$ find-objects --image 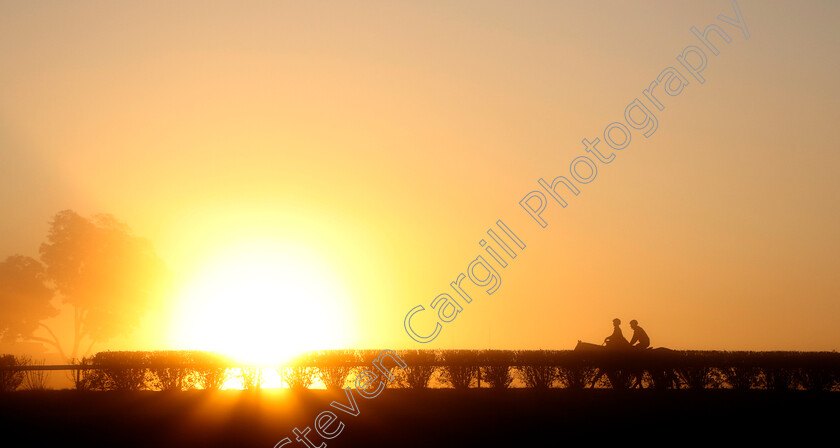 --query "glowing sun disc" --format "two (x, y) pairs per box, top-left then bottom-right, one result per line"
(171, 240), (352, 365)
